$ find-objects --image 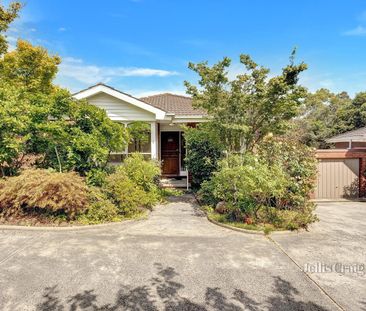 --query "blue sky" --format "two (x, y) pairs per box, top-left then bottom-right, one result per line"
(4, 0), (366, 96)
